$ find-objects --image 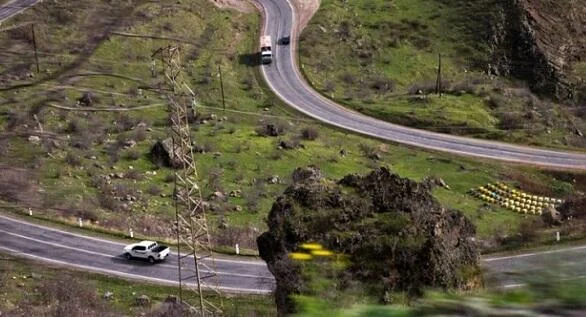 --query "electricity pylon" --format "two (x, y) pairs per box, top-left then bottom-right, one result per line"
(152, 45), (222, 316)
